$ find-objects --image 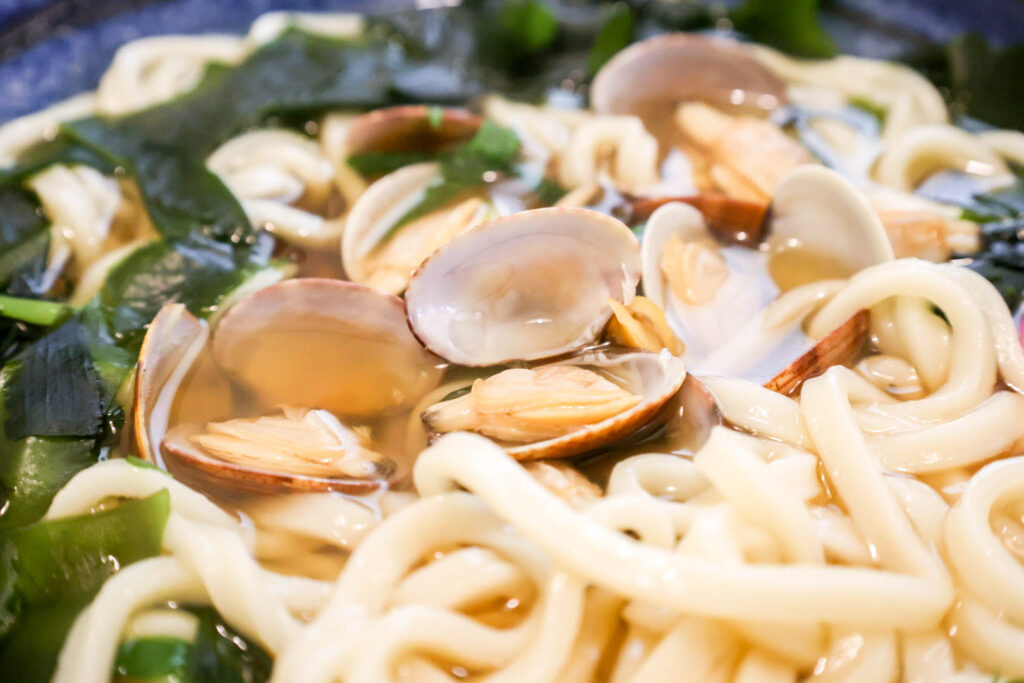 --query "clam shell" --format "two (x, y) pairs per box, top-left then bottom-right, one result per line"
(161, 423), (387, 496)
(764, 310), (869, 396)
(641, 166), (891, 385)
(590, 33), (787, 117)
(431, 349), (688, 461)
(346, 105), (481, 157)
(769, 165), (894, 266)
(405, 207), (641, 366)
(341, 161), (440, 293)
(213, 278), (445, 417)
(133, 303), (209, 464)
